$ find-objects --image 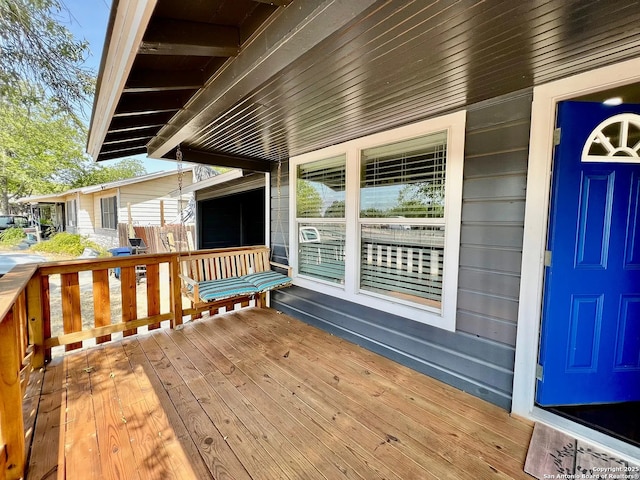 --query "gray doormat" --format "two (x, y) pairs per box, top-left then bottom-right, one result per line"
(525, 423), (639, 479)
